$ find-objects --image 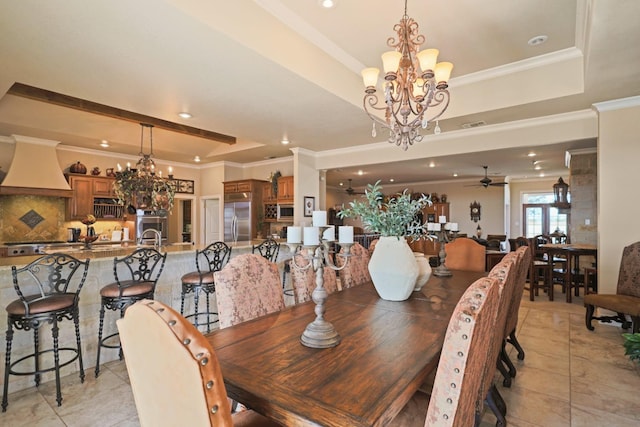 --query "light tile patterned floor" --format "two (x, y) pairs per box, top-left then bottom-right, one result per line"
(1, 294), (639, 427)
